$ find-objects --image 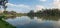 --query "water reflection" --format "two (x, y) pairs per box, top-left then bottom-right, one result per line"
(5, 16), (16, 19)
(4, 16), (60, 28)
(28, 16), (60, 21)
